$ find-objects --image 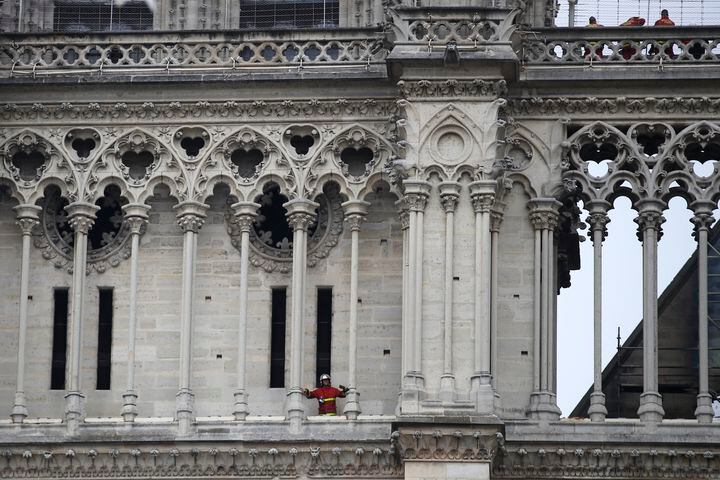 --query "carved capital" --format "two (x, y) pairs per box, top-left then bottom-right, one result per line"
(690, 201), (716, 240)
(528, 198), (562, 232)
(469, 180), (497, 214)
(122, 203), (151, 235)
(231, 201), (261, 234)
(403, 180), (431, 213)
(634, 200), (666, 242)
(285, 199), (319, 232)
(65, 202), (99, 235)
(490, 209), (505, 233)
(175, 201), (208, 234)
(586, 202), (611, 242)
(439, 182), (461, 214)
(13, 205), (42, 236)
(342, 200), (370, 232)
